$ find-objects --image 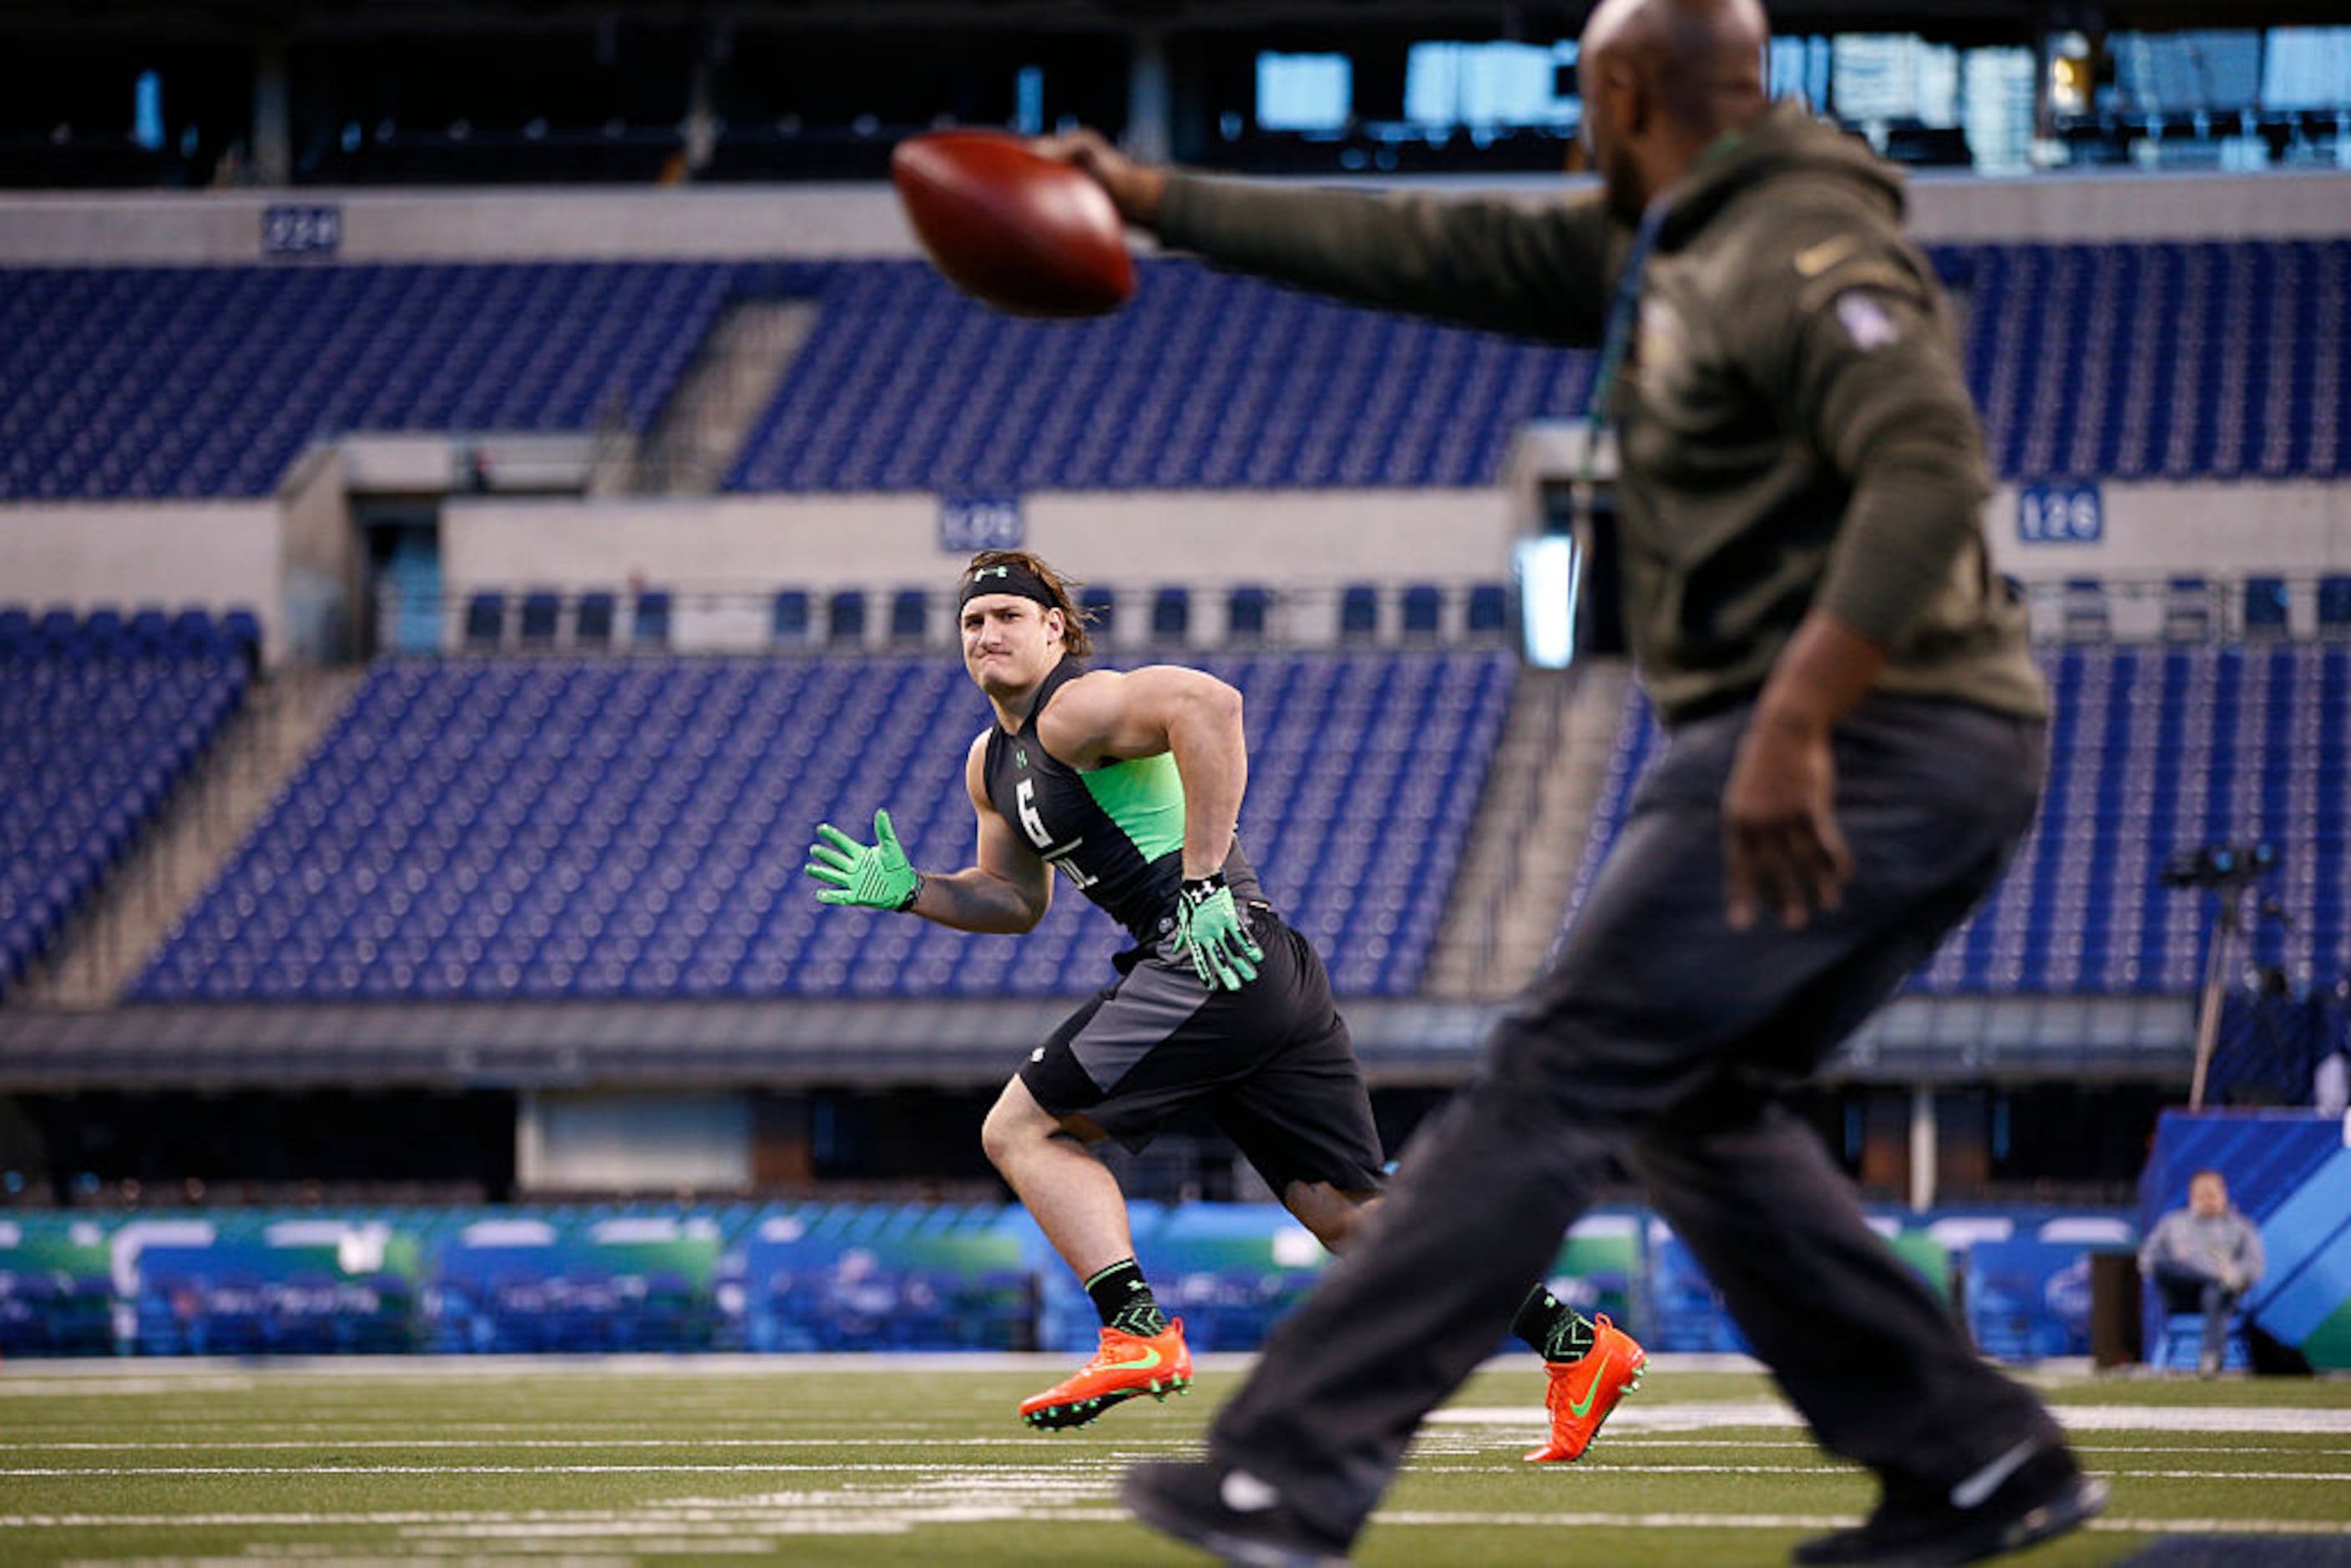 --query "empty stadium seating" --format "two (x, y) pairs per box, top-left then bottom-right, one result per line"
(0, 262), (754, 500)
(133, 648), (1514, 1003)
(1574, 642), (2351, 994)
(725, 258), (1598, 492)
(1945, 240), (2348, 481)
(0, 607), (250, 991)
(4, 242), (2343, 503)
